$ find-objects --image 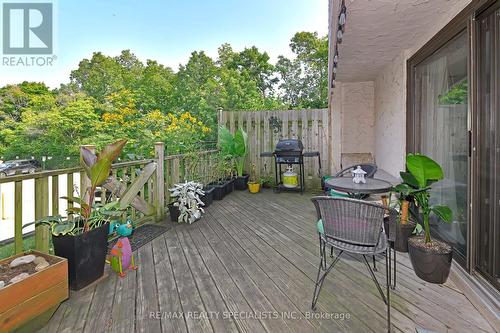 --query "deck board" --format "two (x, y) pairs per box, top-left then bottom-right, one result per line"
(41, 190), (496, 333)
